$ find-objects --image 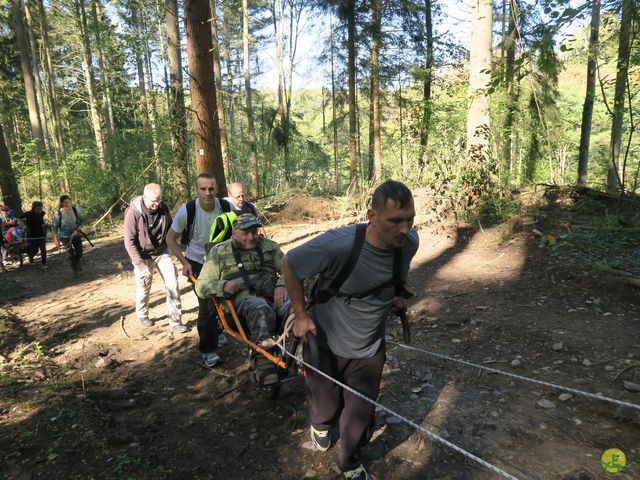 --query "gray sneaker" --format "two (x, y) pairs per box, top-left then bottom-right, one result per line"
(218, 333), (229, 346)
(139, 317), (153, 327)
(202, 352), (221, 367)
(170, 323), (188, 333)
